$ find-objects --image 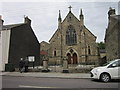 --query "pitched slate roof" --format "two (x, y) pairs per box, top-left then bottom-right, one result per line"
(3, 23), (25, 30)
(112, 15), (120, 21)
(40, 41), (49, 44)
(40, 50), (47, 55)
